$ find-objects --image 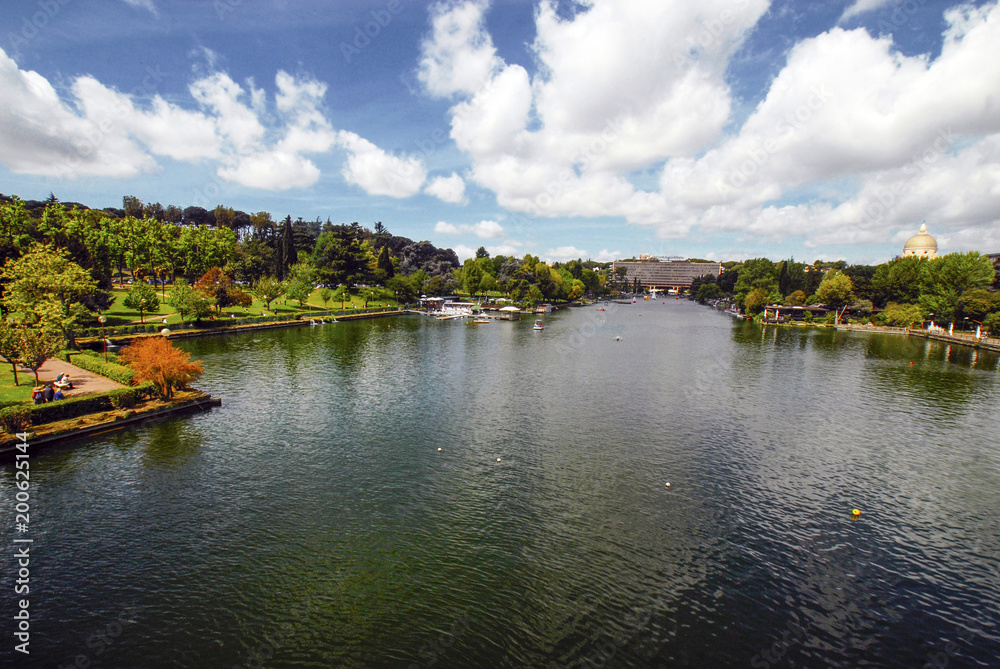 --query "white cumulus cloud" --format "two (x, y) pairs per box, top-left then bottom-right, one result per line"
(337, 131), (427, 198)
(433, 219), (504, 238)
(424, 173), (467, 203)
